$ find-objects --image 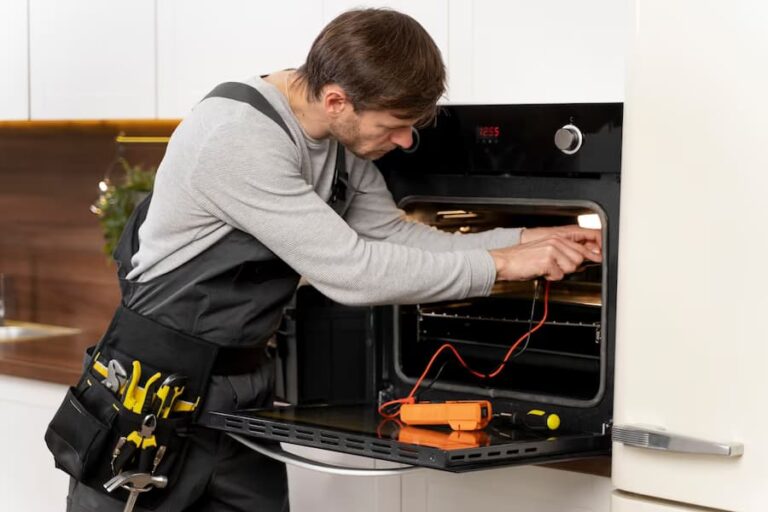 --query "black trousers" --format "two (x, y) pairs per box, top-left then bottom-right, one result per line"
(67, 370), (289, 512)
